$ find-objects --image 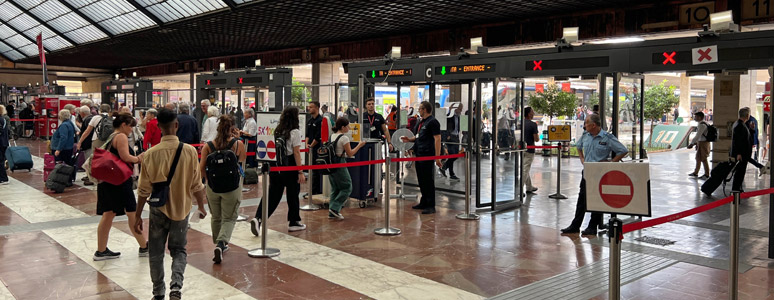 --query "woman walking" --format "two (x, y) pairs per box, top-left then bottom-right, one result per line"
(51, 109), (77, 184)
(327, 118), (365, 219)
